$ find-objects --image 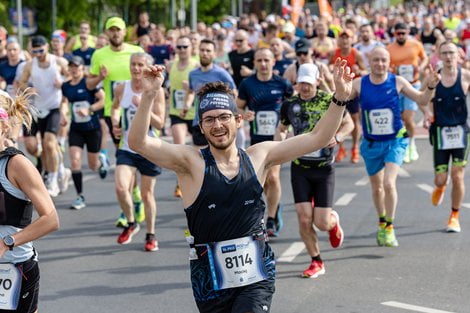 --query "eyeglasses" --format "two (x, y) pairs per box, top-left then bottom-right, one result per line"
(296, 51), (308, 57)
(235, 39), (244, 43)
(176, 45), (189, 50)
(31, 48), (45, 54)
(201, 113), (234, 127)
